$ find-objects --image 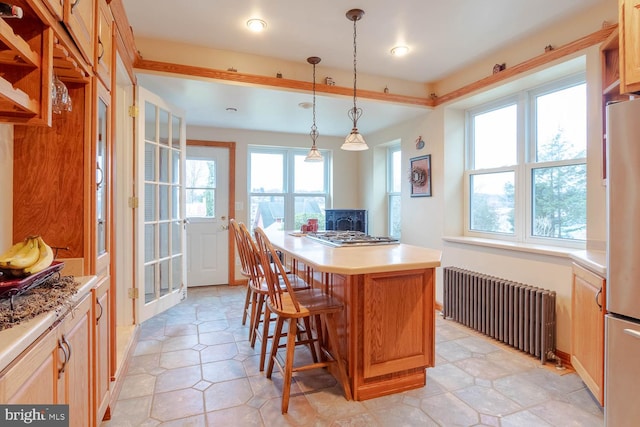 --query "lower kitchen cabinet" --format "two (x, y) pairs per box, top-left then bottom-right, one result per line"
(0, 327), (58, 404)
(58, 293), (93, 427)
(93, 276), (112, 423)
(571, 262), (606, 405)
(0, 292), (94, 426)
